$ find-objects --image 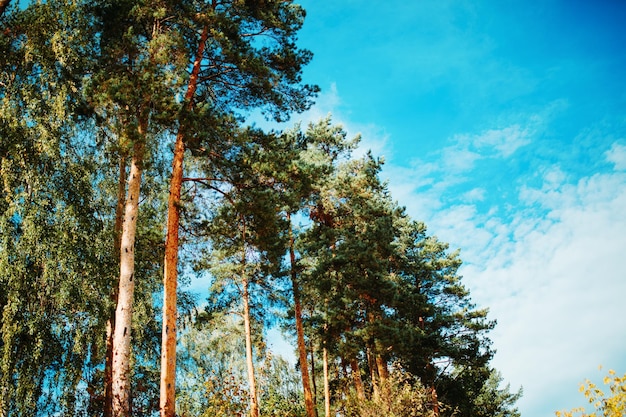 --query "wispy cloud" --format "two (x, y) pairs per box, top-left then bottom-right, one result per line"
(387, 125), (626, 415)
(286, 82), (394, 160)
(605, 142), (626, 170)
(252, 83), (626, 415)
(471, 124), (533, 157)
(470, 166), (626, 414)
(384, 115), (541, 234)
